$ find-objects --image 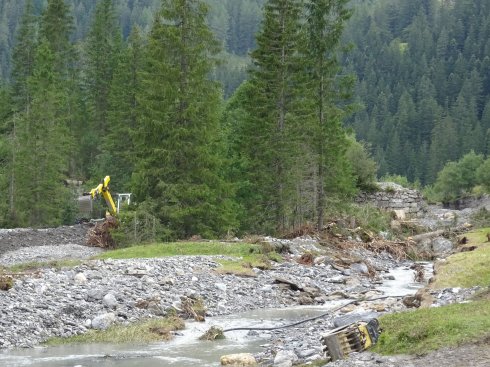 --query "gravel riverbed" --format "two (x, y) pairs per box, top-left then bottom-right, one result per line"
(0, 228), (484, 366)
